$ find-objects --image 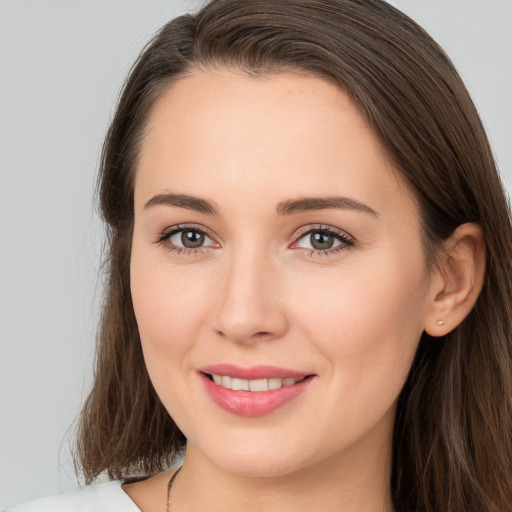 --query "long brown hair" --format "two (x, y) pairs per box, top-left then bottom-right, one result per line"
(75, 1), (512, 510)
